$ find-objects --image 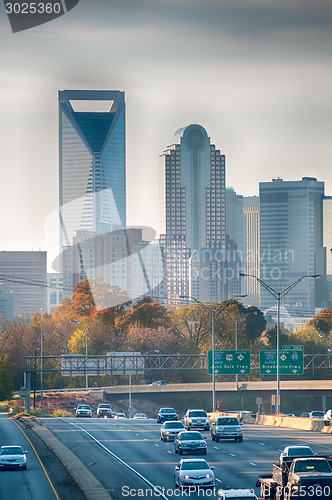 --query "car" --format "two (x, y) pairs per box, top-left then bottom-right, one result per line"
(160, 420), (185, 441)
(174, 431), (207, 455)
(279, 445), (315, 463)
(284, 413), (296, 417)
(183, 409), (210, 431)
(114, 412), (127, 419)
(309, 410), (325, 419)
(96, 403), (113, 418)
(148, 380), (167, 386)
(300, 412), (310, 418)
(324, 409), (332, 420)
(174, 458), (215, 488)
(210, 416), (243, 442)
(0, 445), (27, 470)
(157, 407), (178, 423)
(218, 489), (259, 500)
(133, 413), (147, 419)
(75, 404), (93, 418)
